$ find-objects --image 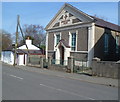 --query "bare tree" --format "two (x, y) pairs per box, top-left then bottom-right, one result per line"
(2, 30), (12, 50)
(12, 31), (22, 44)
(20, 24), (46, 47)
(94, 14), (108, 21)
